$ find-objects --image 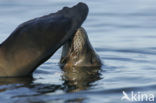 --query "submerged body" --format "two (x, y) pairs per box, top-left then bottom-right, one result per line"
(62, 66), (101, 92)
(60, 27), (102, 68)
(0, 3), (88, 77)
